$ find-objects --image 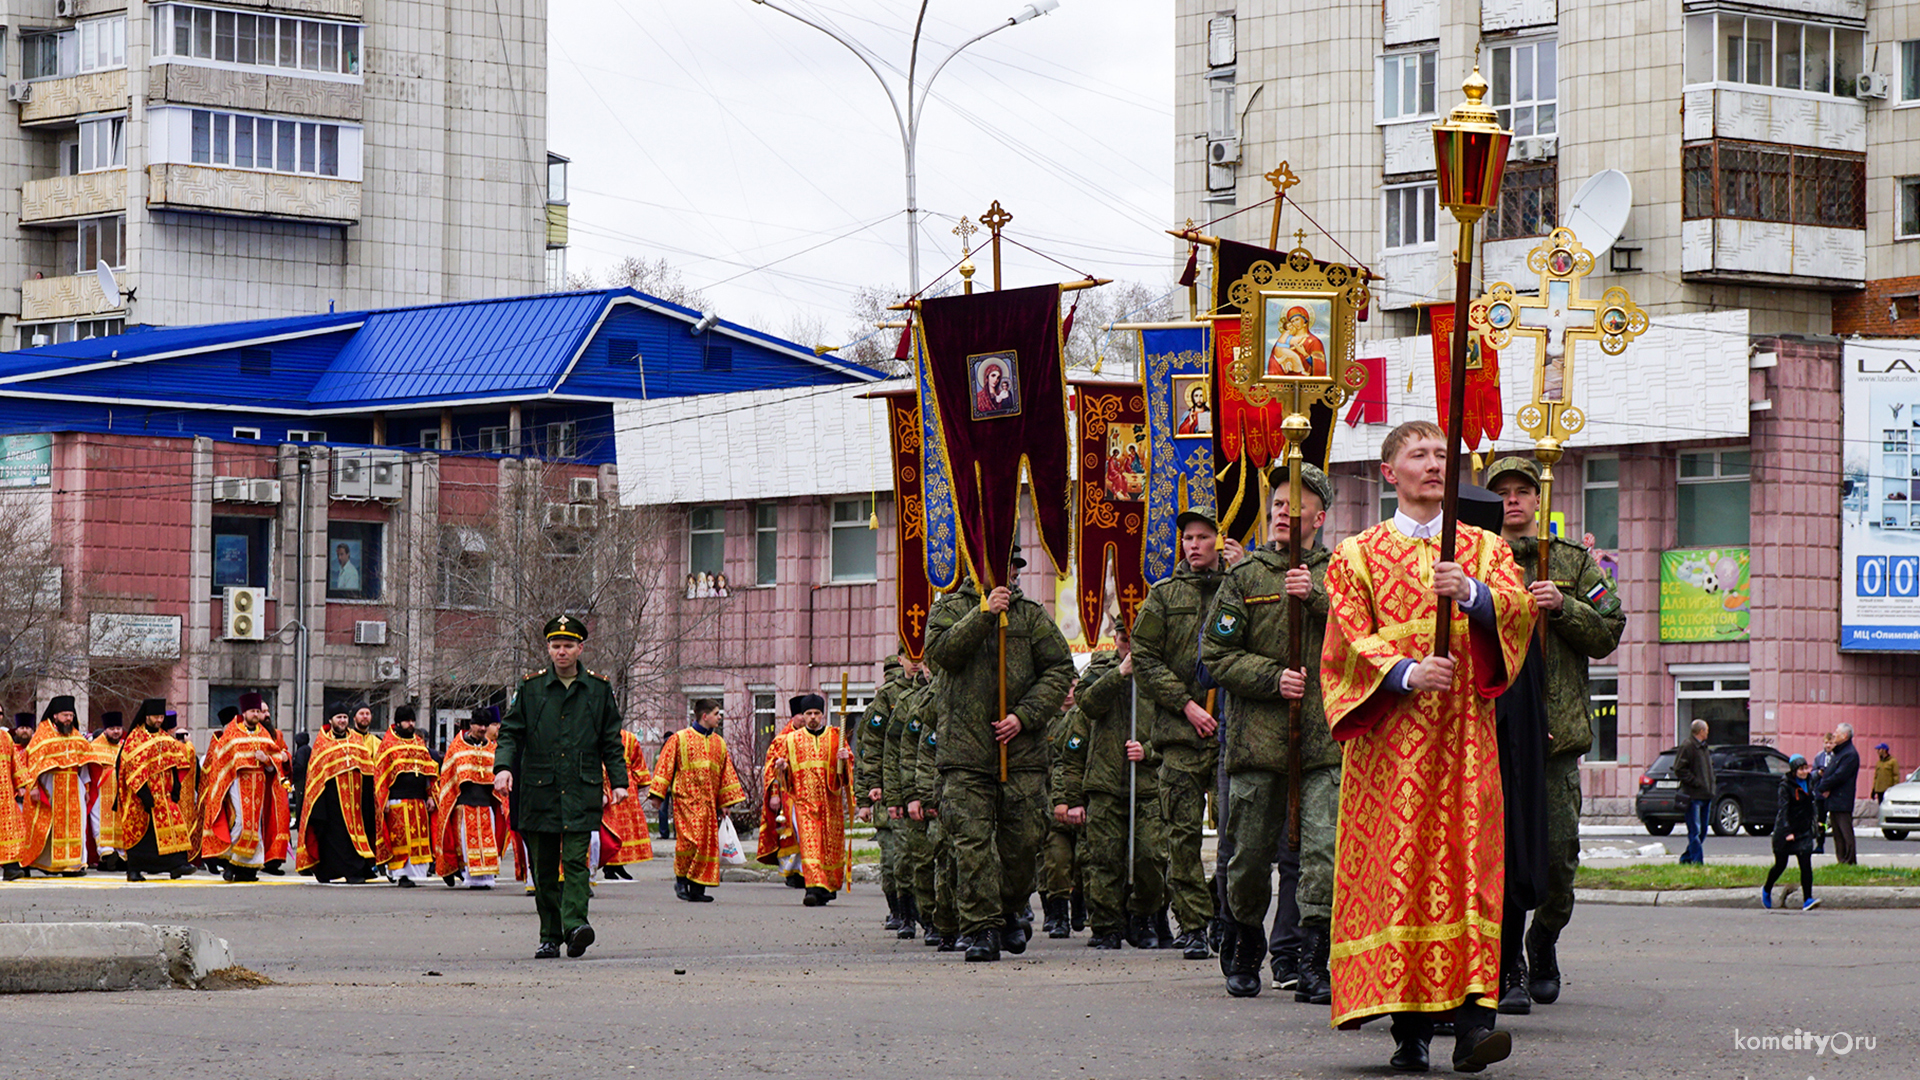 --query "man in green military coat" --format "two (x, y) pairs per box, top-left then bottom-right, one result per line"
(1201, 464), (1337, 1000)
(1132, 508), (1243, 959)
(1486, 457), (1625, 1011)
(494, 615), (630, 960)
(856, 653), (913, 931)
(902, 677), (959, 949)
(923, 568), (1076, 963)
